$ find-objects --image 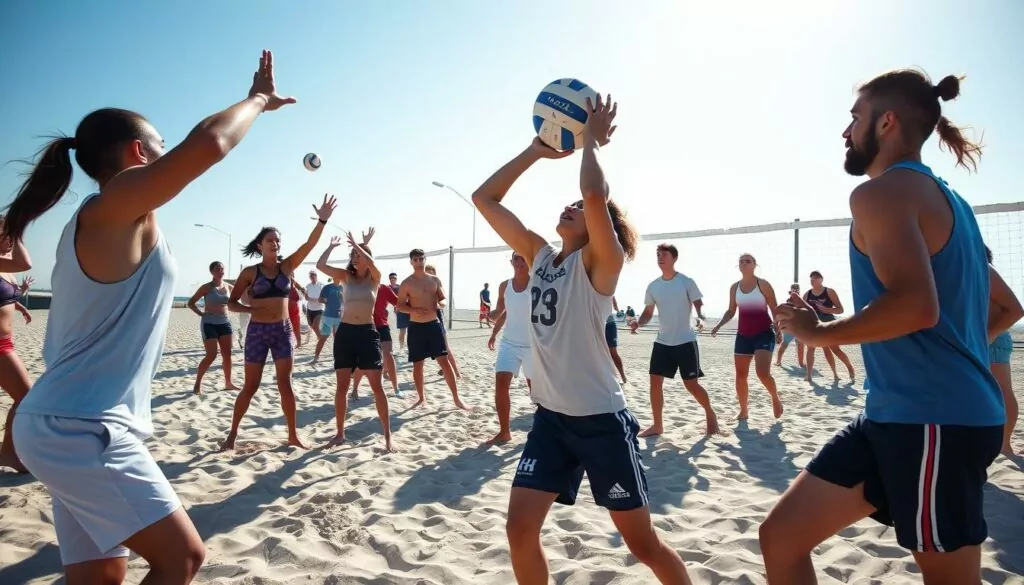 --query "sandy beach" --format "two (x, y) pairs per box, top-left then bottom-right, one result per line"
(1, 309), (1022, 584)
